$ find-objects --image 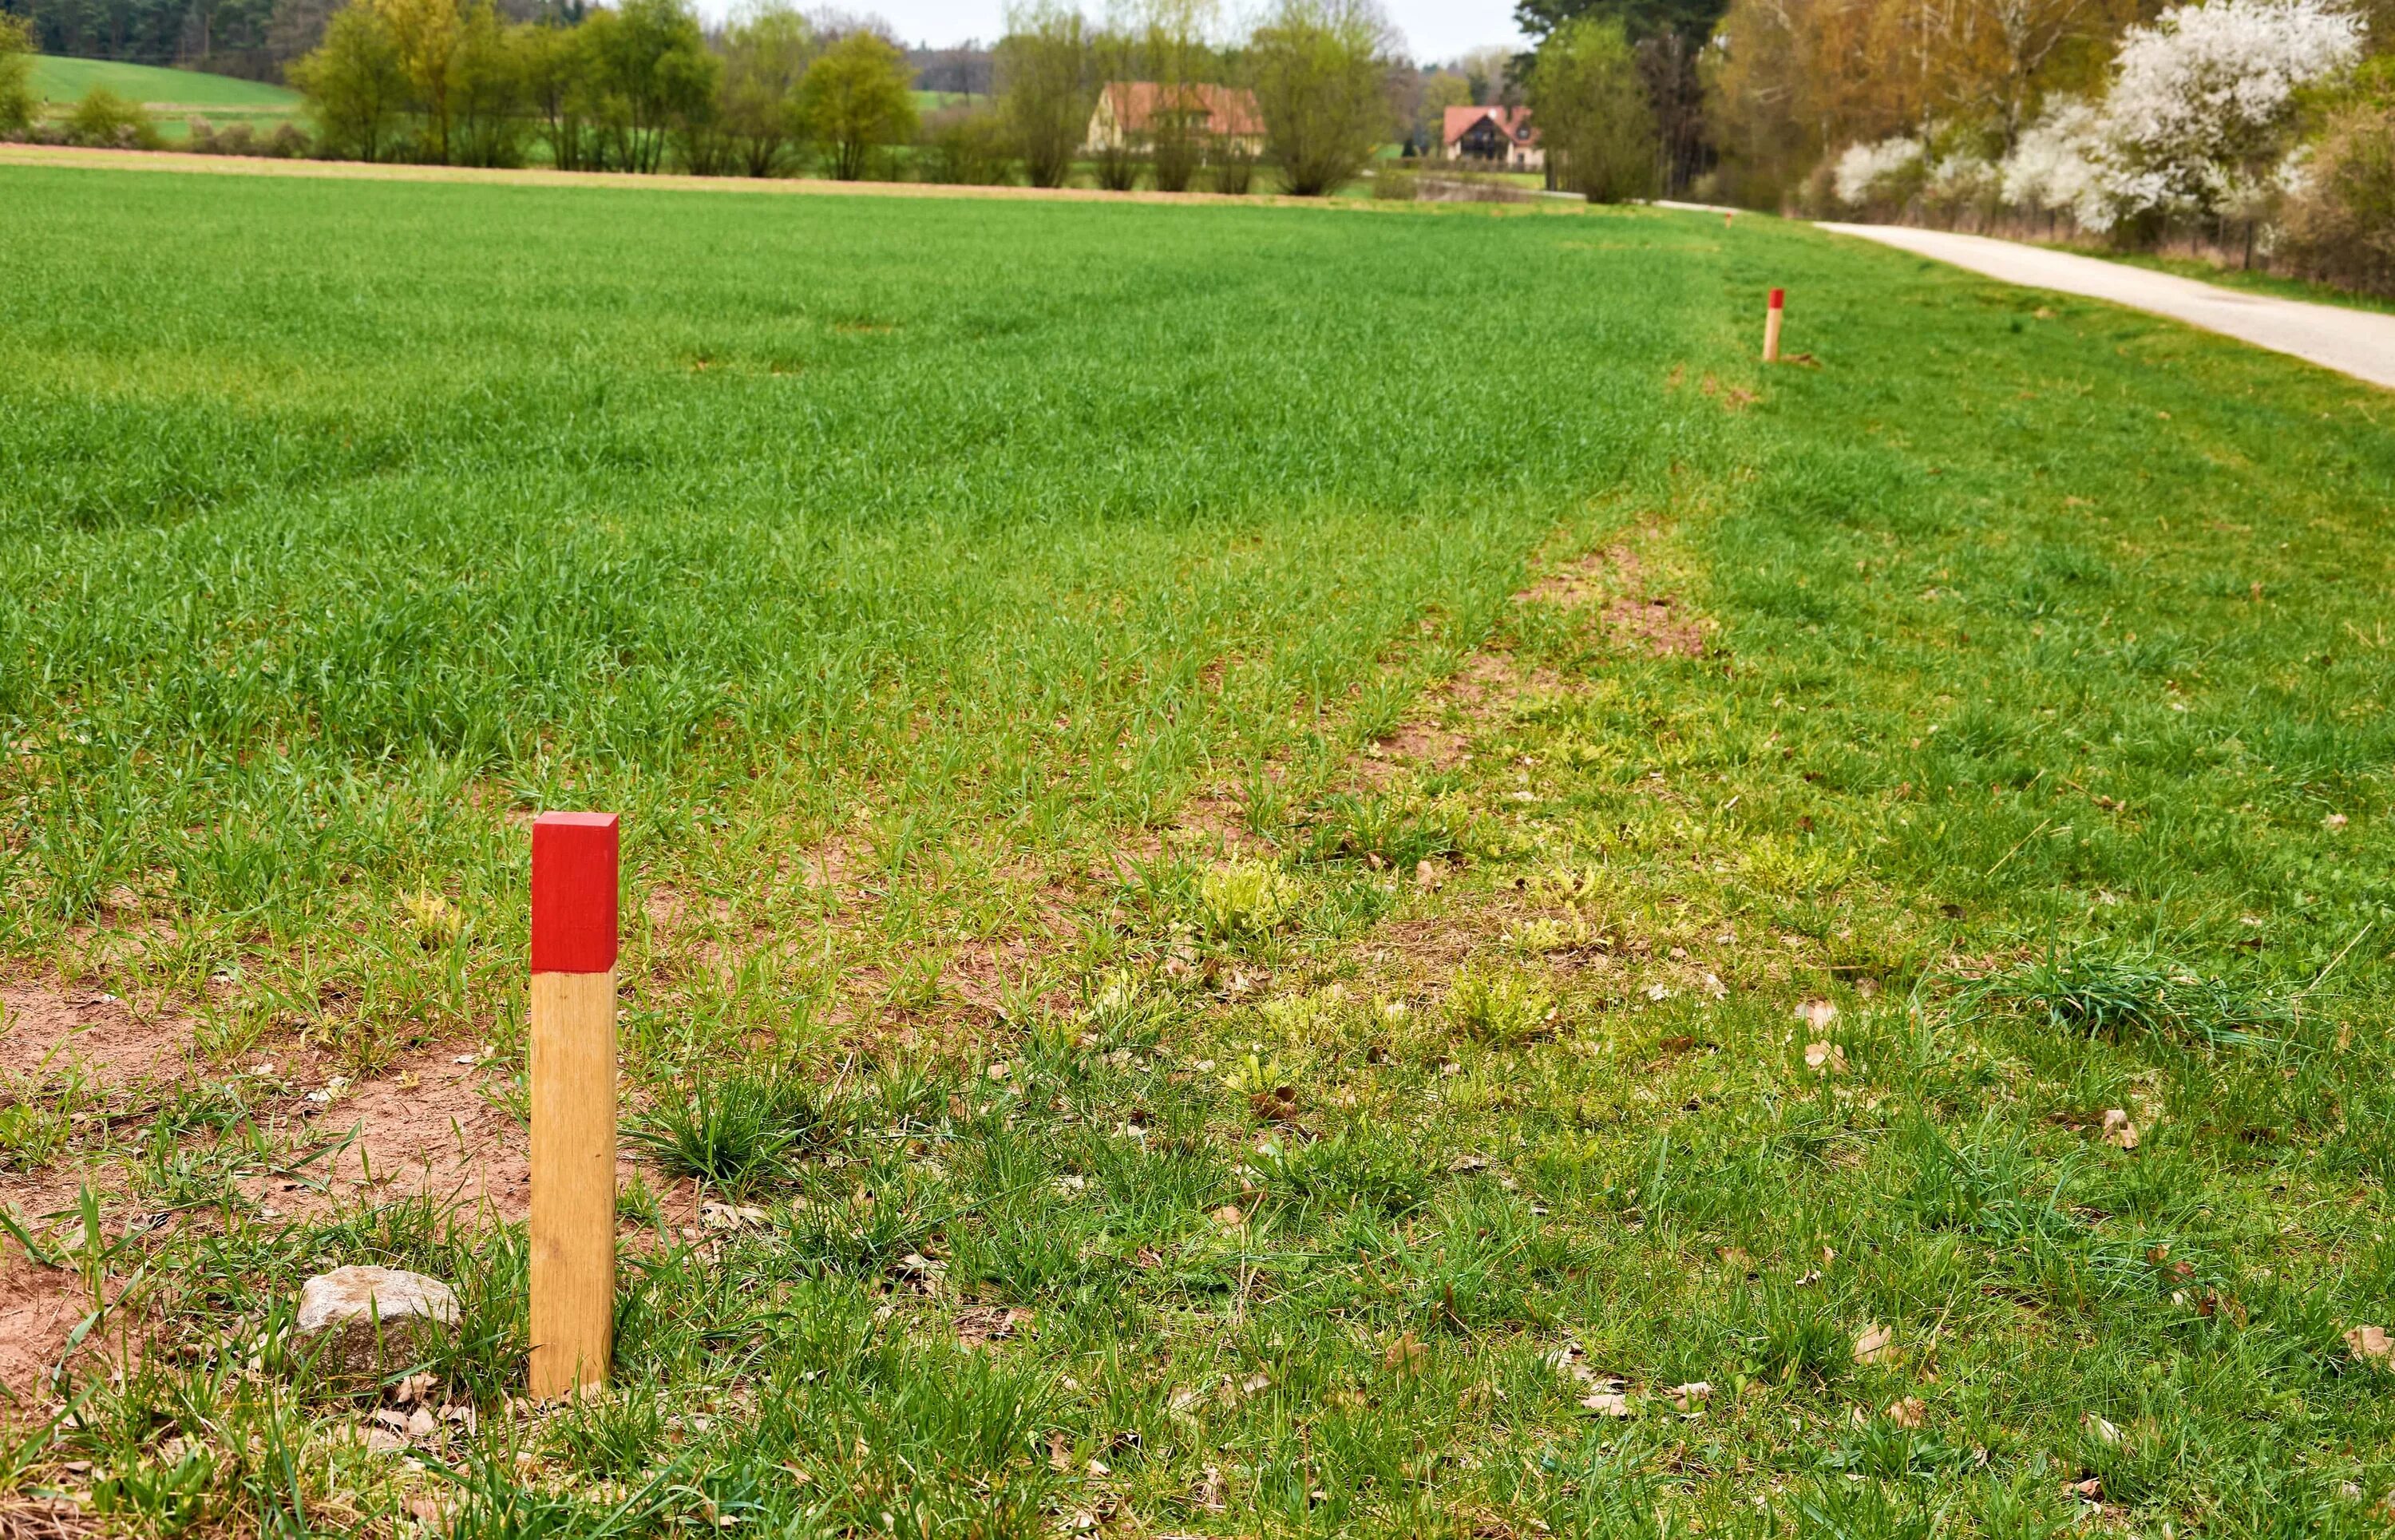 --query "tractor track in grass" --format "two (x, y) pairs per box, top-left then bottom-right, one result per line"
(0, 513), (1691, 1410)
